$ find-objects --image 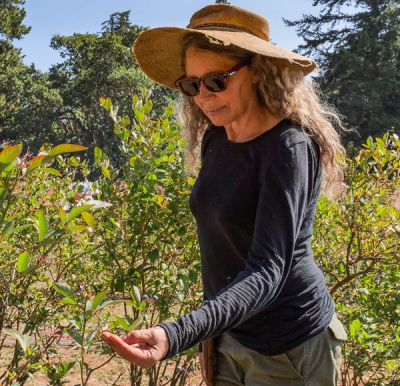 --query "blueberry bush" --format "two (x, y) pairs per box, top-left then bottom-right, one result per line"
(0, 96), (399, 385)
